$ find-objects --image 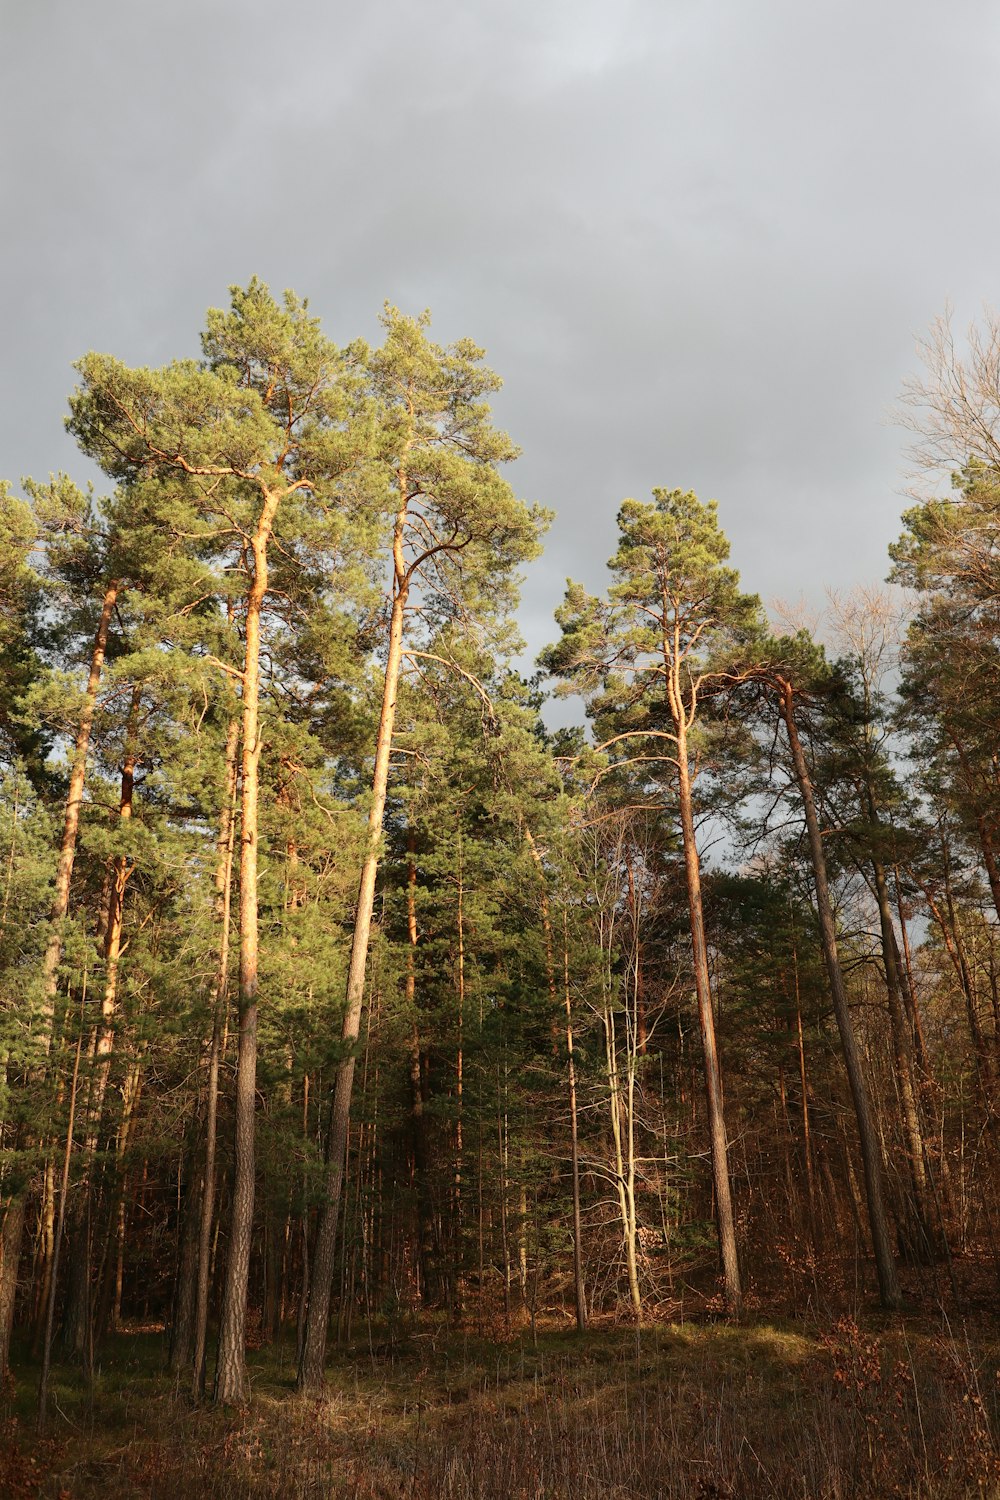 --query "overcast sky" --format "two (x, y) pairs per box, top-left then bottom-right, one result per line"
(3, 0), (999, 672)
